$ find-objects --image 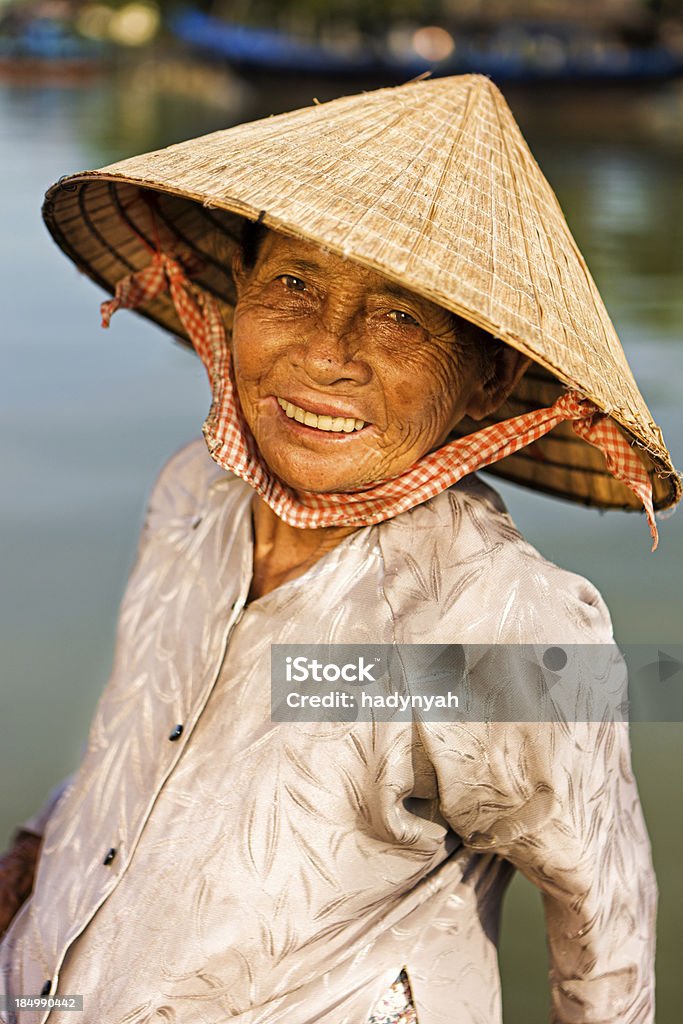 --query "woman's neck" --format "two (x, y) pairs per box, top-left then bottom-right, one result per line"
(248, 494), (358, 602)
